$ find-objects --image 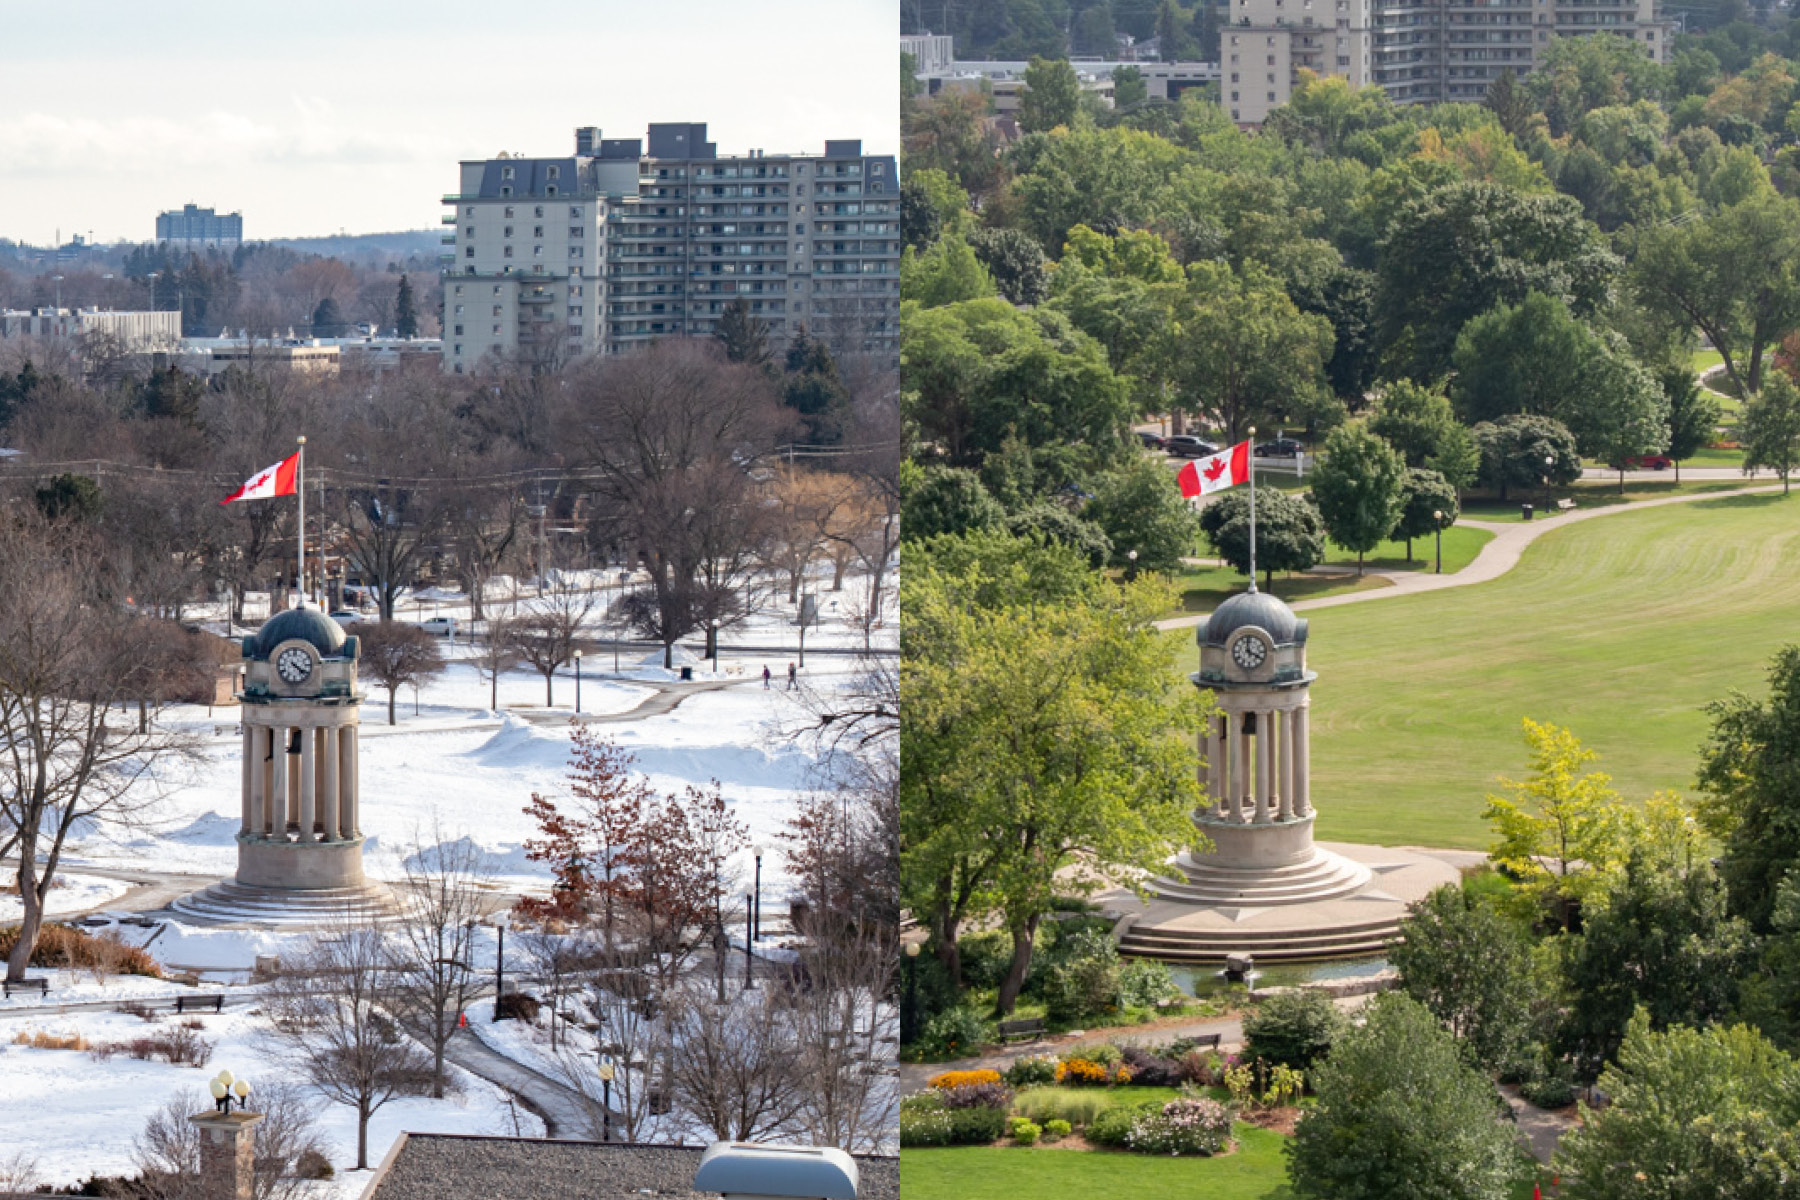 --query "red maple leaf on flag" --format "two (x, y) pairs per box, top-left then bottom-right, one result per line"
(1202, 457), (1228, 482)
